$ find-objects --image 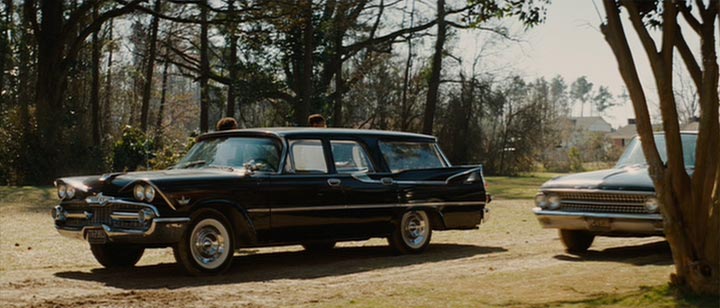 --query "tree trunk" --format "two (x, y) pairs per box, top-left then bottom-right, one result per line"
(295, 0), (314, 126)
(601, 0), (719, 295)
(199, 0), (210, 132)
(422, 0), (445, 135)
(104, 19), (113, 136)
(140, 0), (161, 132)
(155, 57), (169, 145)
(35, 0), (66, 182)
(90, 3), (101, 146)
(0, 0), (10, 104)
(332, 36), (343, 127)
(225, 0), (237, 118)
